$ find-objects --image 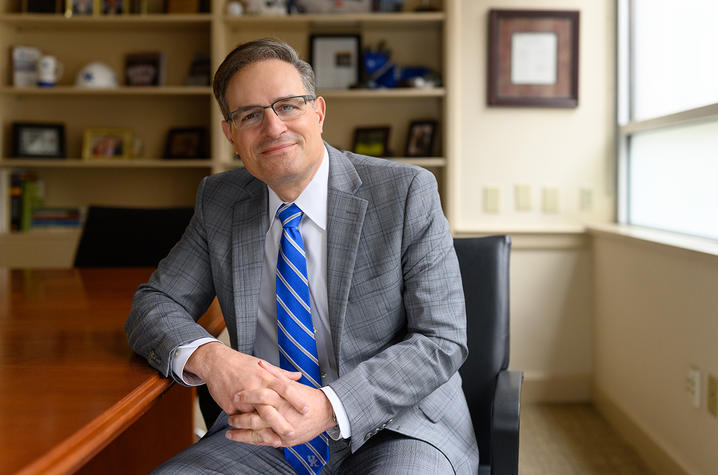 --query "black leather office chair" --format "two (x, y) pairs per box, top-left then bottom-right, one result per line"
(455, 235), (522, 475)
